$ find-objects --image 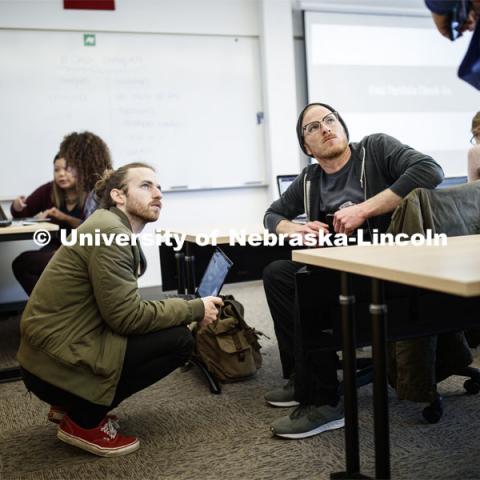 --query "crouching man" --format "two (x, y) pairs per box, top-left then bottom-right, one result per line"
(17, 162), (222, 456)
